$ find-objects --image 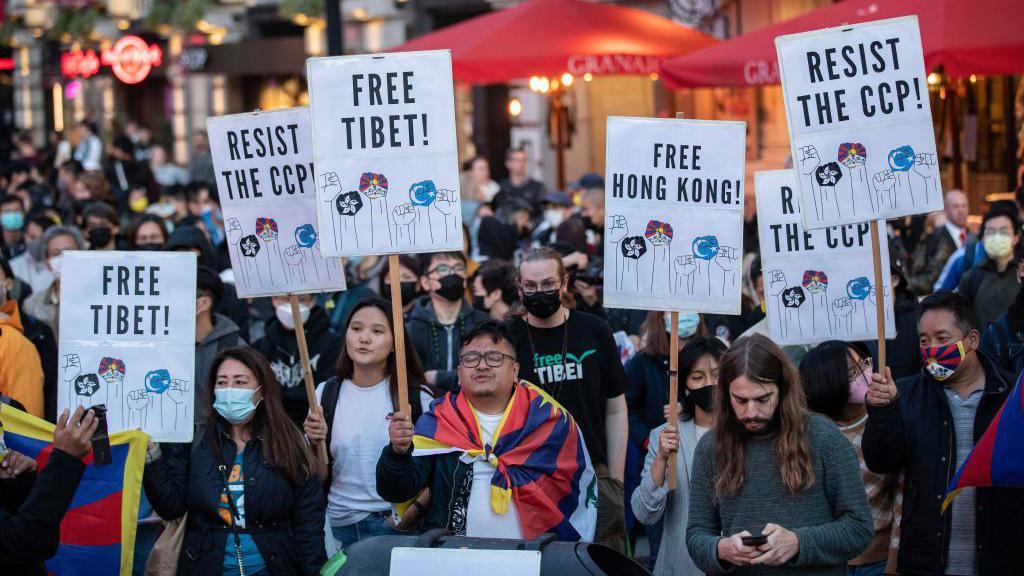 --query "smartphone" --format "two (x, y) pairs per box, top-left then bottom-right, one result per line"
(90, 404), (112, 467)
(741, 534), (768, 547)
